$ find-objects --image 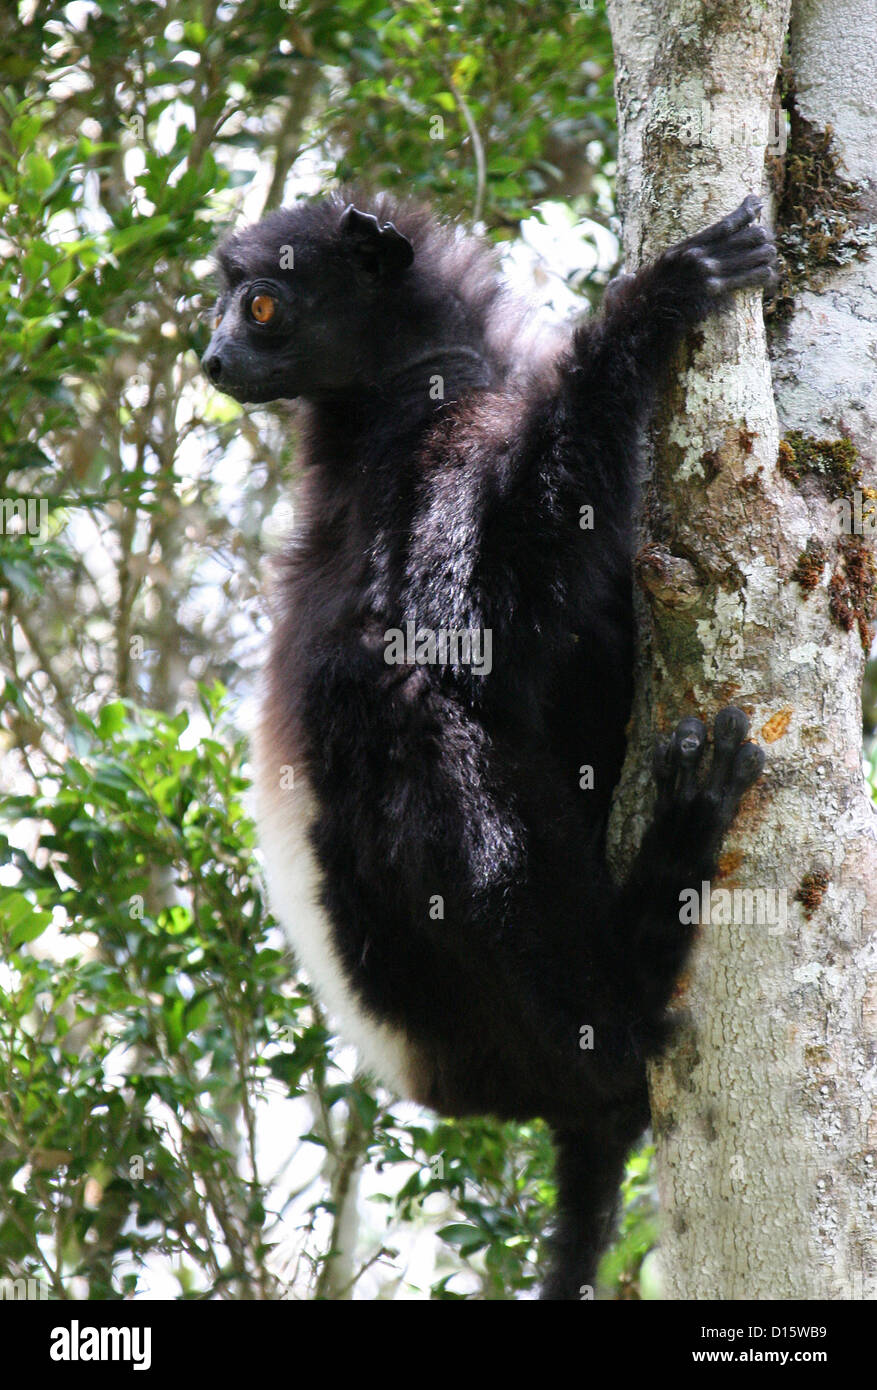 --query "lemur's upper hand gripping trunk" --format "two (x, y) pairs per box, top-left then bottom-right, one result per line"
(204, 193), (773, 1298)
